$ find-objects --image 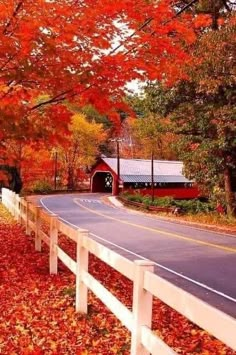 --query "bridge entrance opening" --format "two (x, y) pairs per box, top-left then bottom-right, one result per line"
(91, 172), (113, 193)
